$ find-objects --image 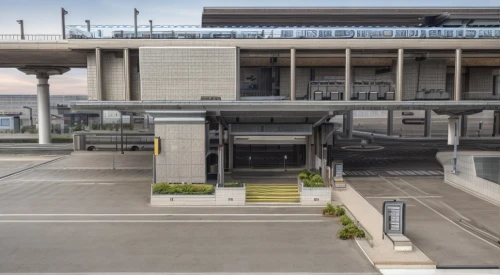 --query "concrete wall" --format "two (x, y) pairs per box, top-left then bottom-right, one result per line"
(86, 53), (97, 100)
(280, 67), (310, 99)
(130, 53), (141, 101)
(155, 123), (206, 183)
(215, 186), (246, 206)
(403, 59), (447, 100)
(436, 151), (500, 204)
(102, 52), (125, 101)
(140, 47), (238, 100)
